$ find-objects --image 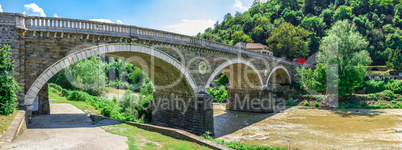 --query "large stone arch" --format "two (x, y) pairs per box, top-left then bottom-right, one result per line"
(205, 58), (264, 91)
(24, 43), (197, 108)
(266, 65), (291, 85)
